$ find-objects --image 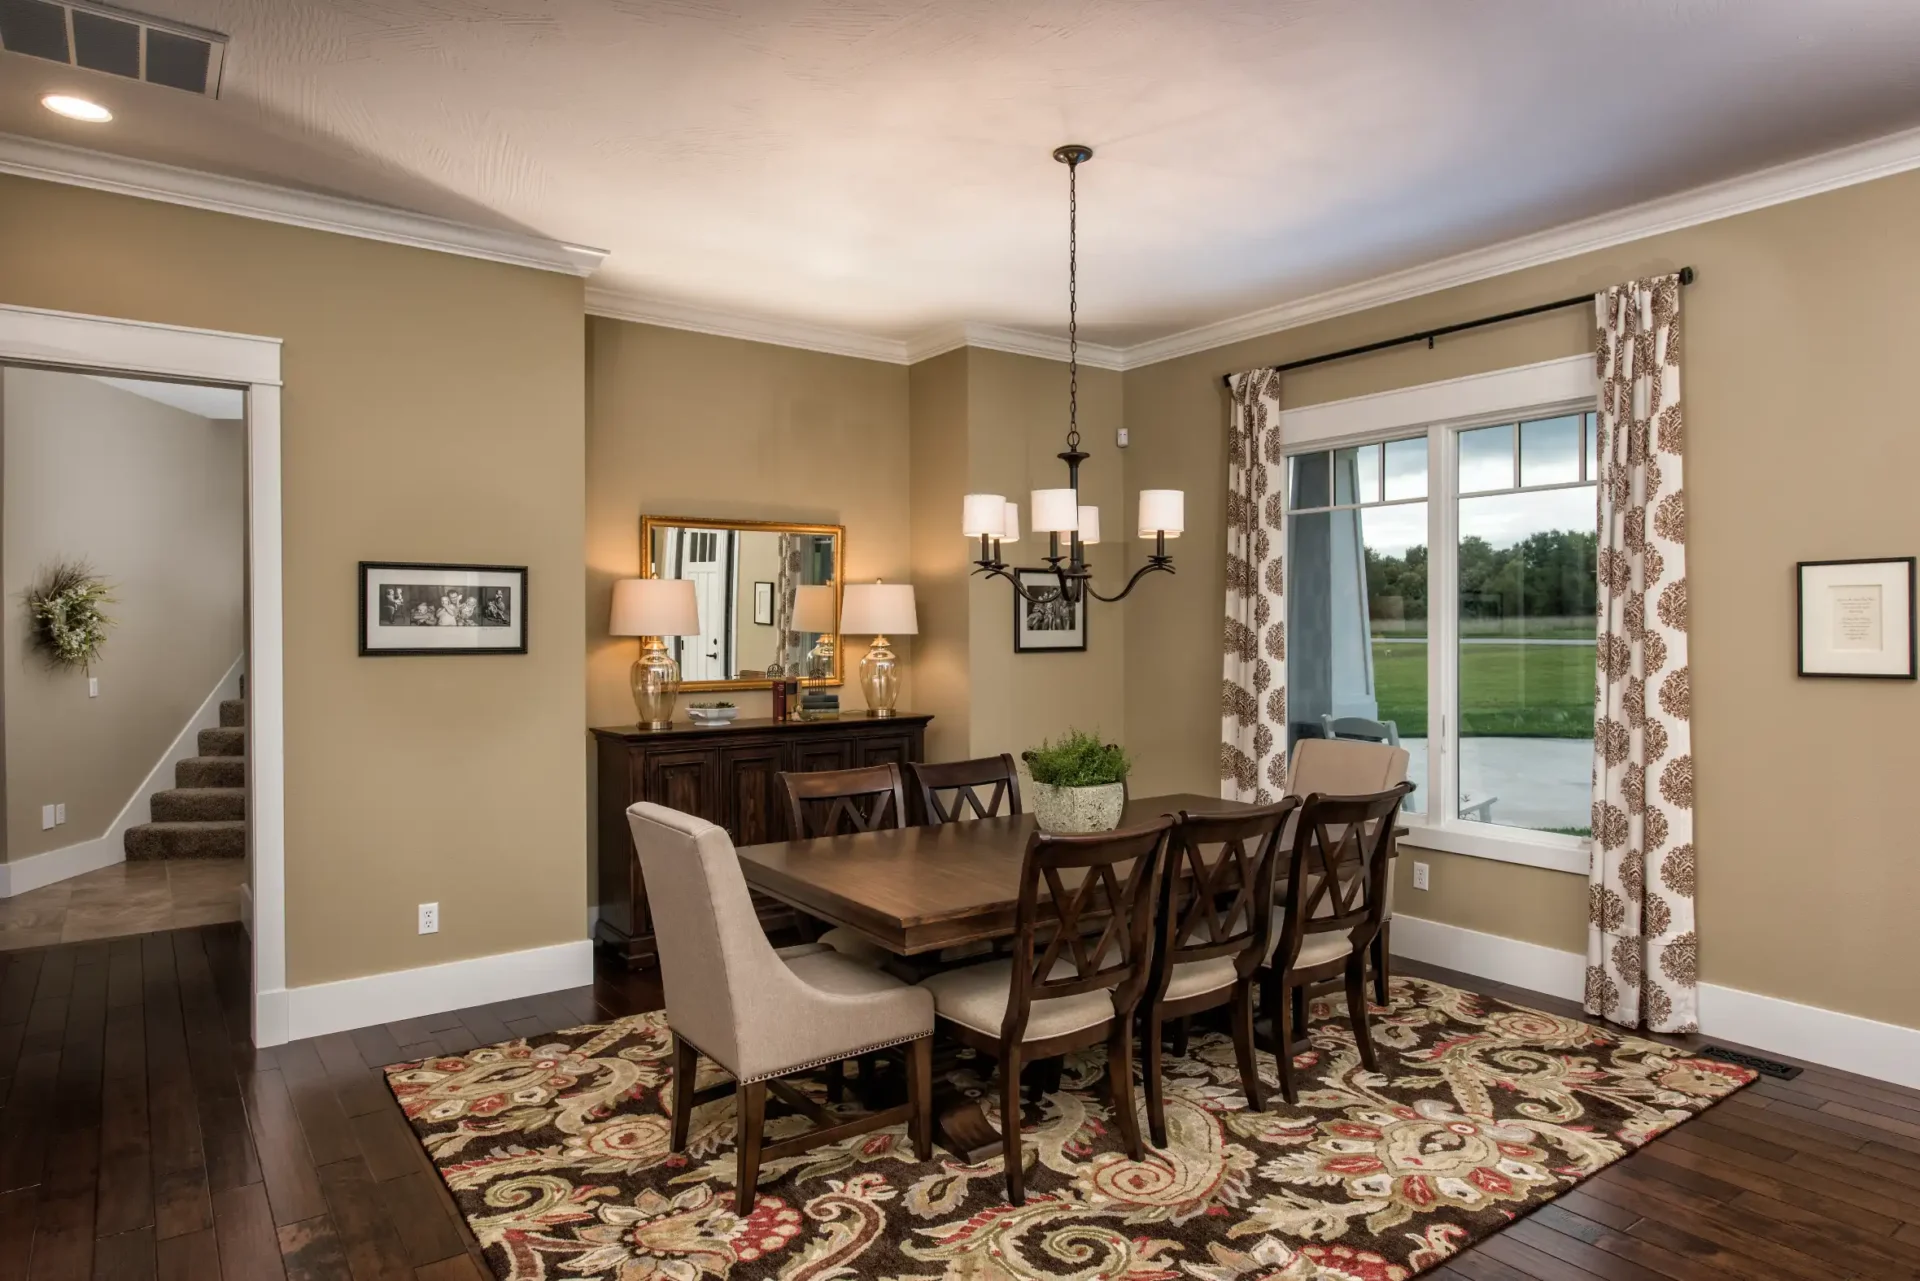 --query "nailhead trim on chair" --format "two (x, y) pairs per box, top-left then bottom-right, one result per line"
(739, 1031), (933, 1085)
